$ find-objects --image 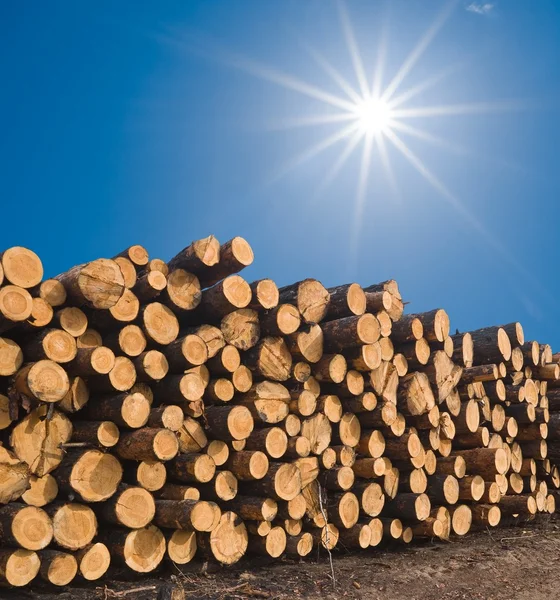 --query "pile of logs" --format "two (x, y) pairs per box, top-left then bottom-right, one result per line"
(0, 238), (558, 588)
